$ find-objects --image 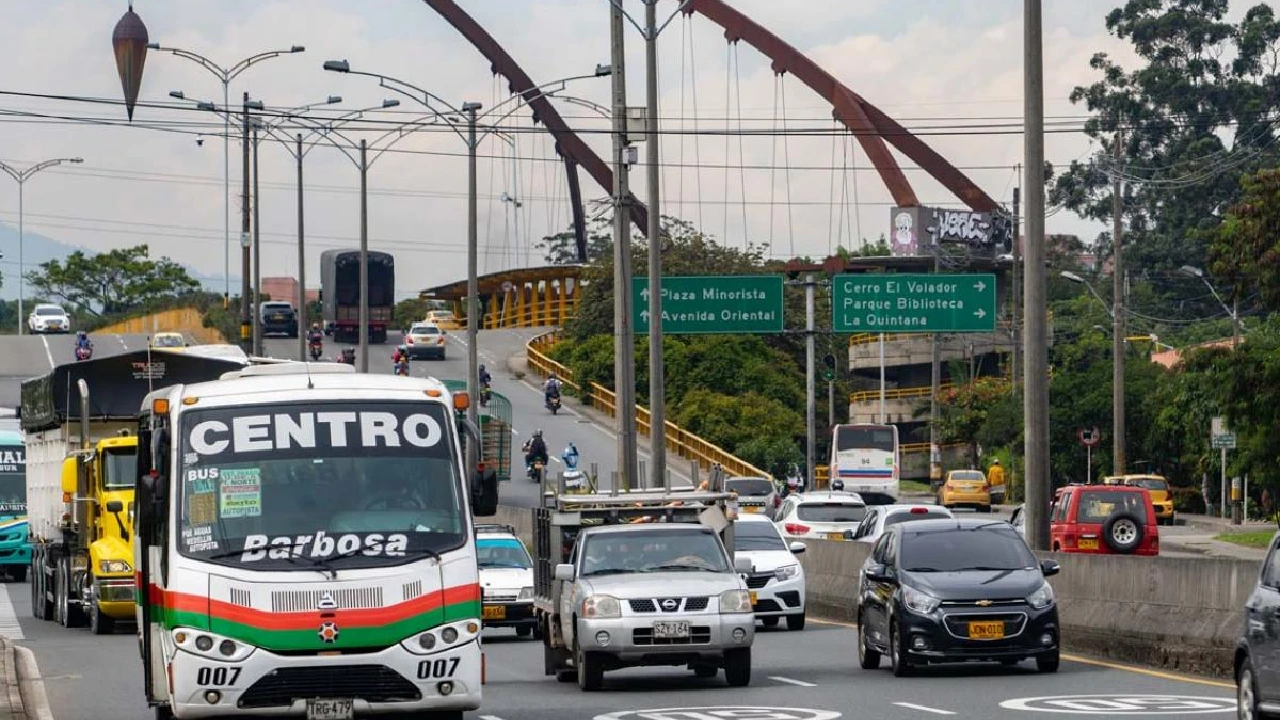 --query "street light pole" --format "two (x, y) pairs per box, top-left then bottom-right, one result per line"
(252, 122), (263, 357)
(240, 92), (256, 355)
(1111, 129), (1125, 476)
(466, 103), (482, 470)
(358, 138), (369, 373)
(297, 133), (307, 361)
(0, 157), (83, 334)
(644, 0), (666, 490)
